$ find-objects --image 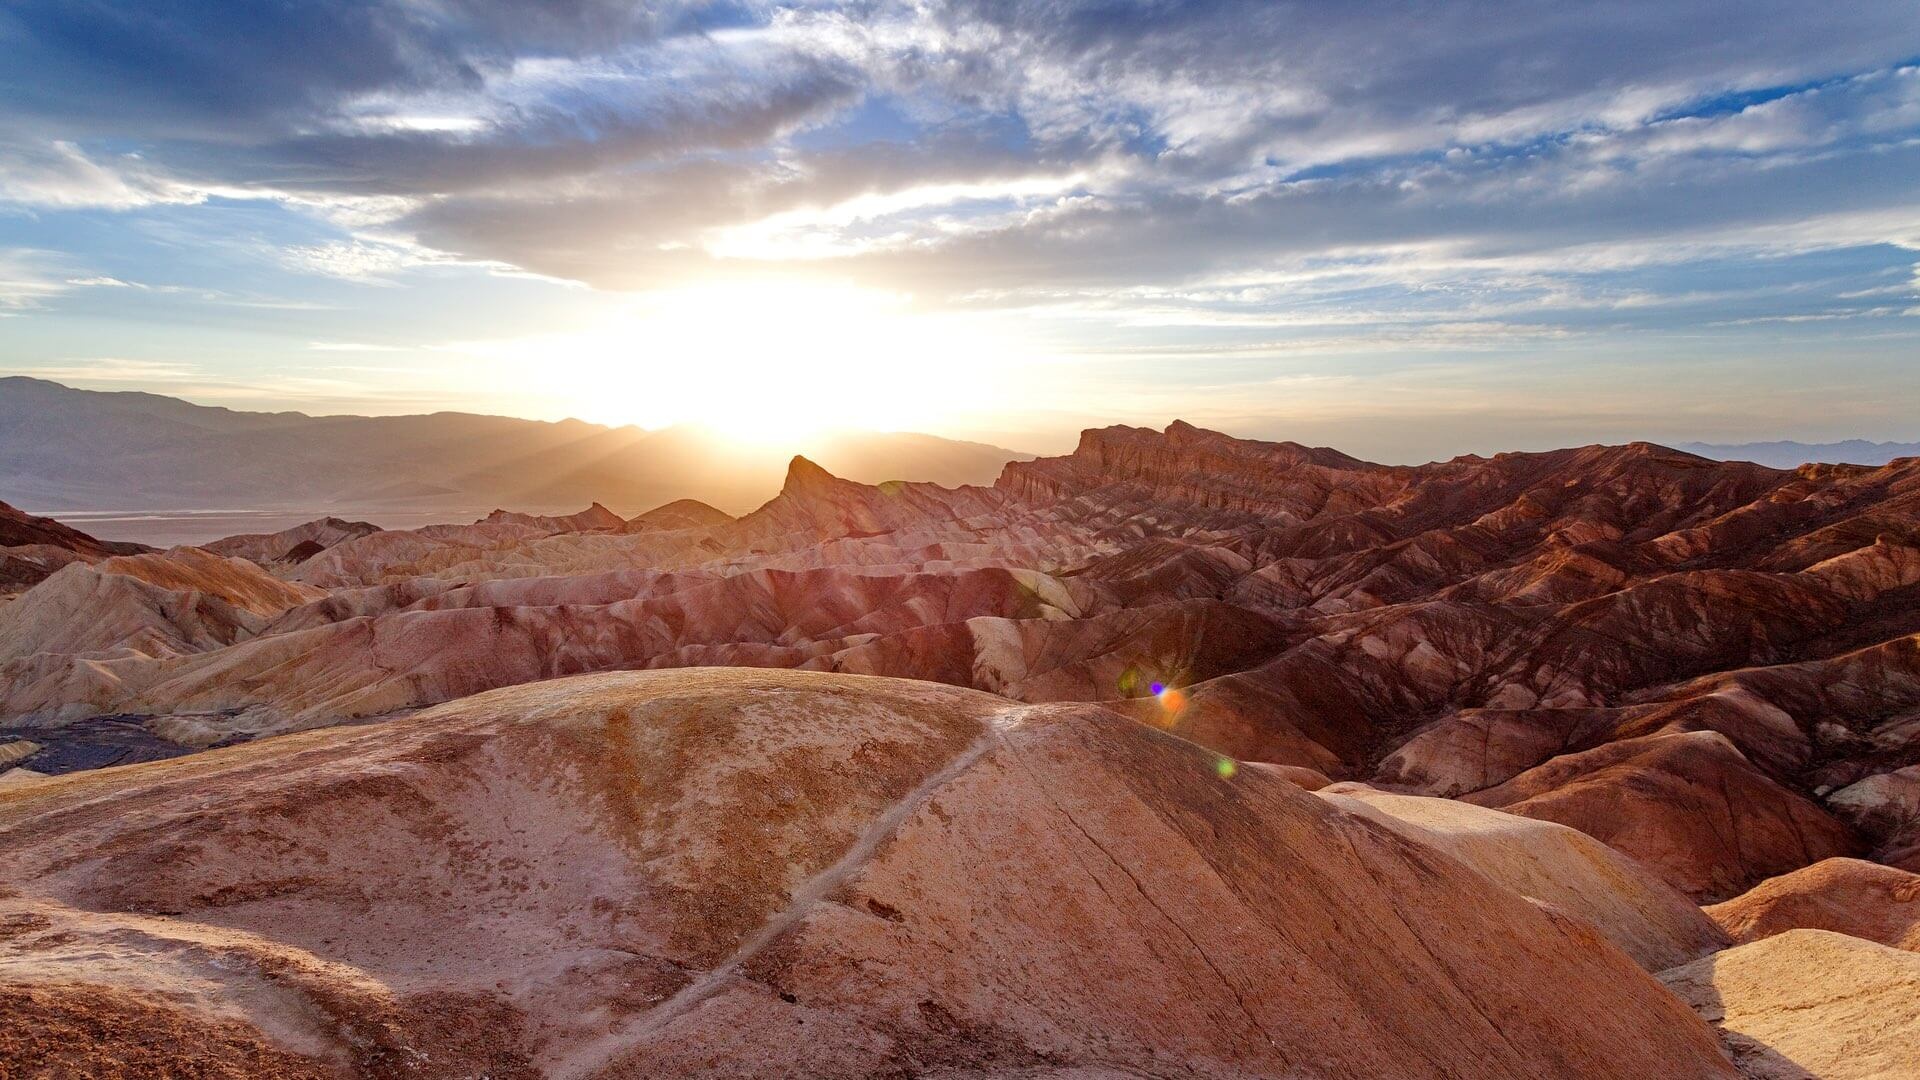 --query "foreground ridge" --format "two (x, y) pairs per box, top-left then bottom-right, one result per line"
(0, 669), (1734, 1077)
(545, 718), (1011, 1078)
